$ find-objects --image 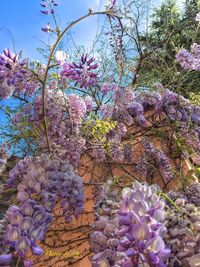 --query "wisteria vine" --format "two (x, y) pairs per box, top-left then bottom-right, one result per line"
(0, 1), (199, 267)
